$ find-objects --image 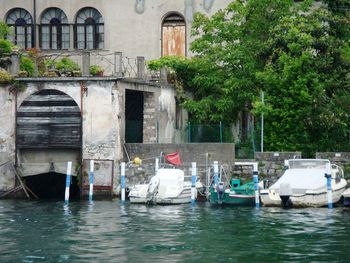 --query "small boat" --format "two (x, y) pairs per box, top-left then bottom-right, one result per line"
(209, 178), (256, 206)
(129, 168), (193, 204)
(342, 188), (350, 207)
(260, 159), (347, 208)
